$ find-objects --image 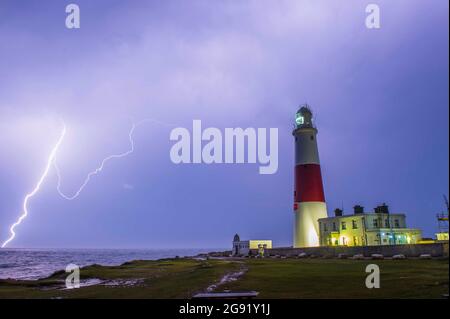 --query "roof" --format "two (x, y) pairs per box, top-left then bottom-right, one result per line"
(318, 212), (407, 221)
